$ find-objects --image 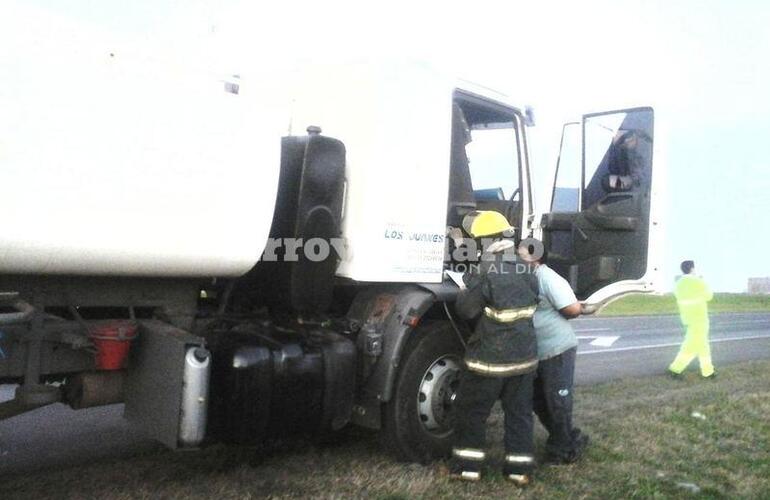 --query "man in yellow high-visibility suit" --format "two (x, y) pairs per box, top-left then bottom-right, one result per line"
(669, 260), (715, 378)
